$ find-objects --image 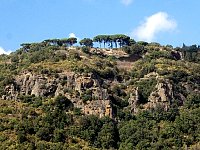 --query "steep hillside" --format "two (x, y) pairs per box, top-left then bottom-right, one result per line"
(0, 39), (200, 149)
